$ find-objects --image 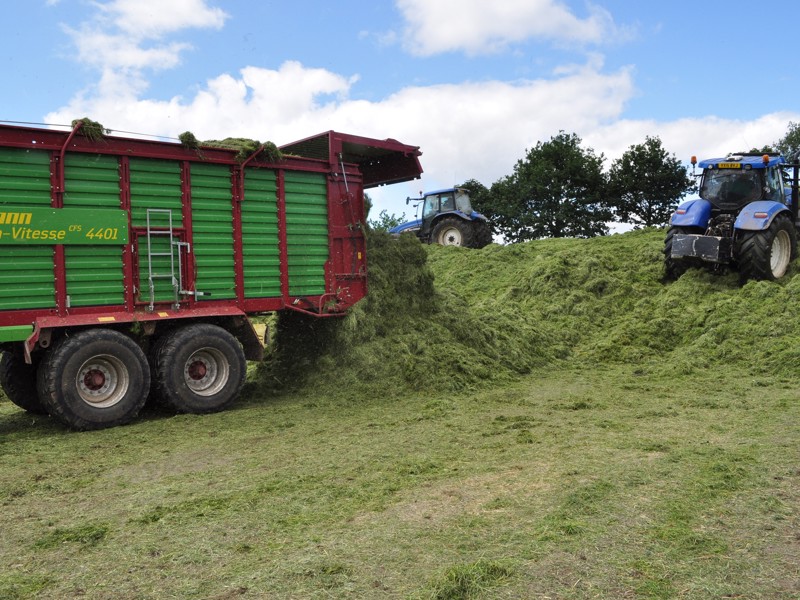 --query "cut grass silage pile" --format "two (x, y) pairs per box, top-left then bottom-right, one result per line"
(260, 227), (800, 398)
(258, 232), (556, 397)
